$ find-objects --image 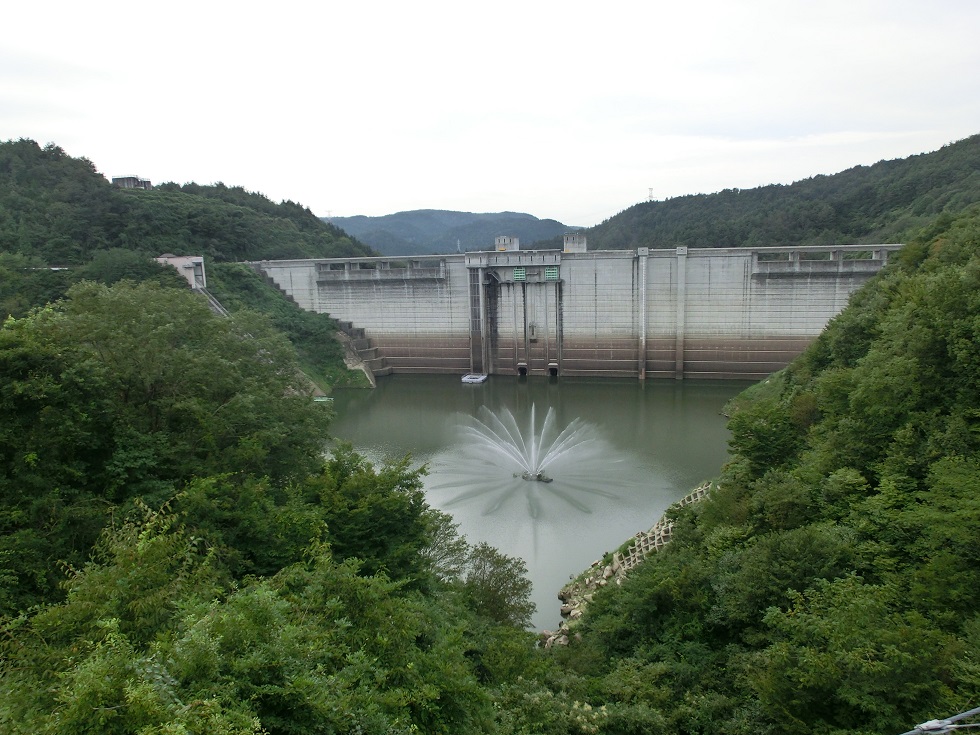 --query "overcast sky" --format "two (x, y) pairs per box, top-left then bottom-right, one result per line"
(4, 1), (978, 226)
